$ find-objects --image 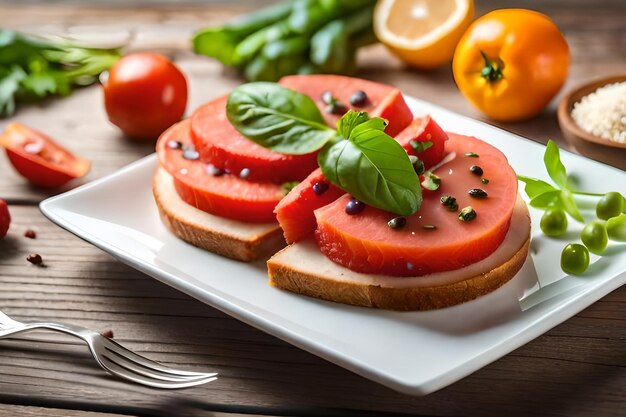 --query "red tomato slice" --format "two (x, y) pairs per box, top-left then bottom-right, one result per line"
(157, 119), (284, 223)
(279, 74), (413, 136)
(395, 116), (449, 169)
(0, 123), (90, 188)
(314, 134), (518, 276)
(275, 168), (345, 244)
(190, 96), (318, 184)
